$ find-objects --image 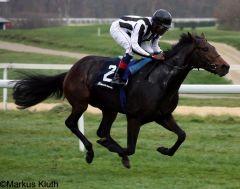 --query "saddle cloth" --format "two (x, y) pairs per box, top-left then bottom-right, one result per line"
(96, 57), (152, 89)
